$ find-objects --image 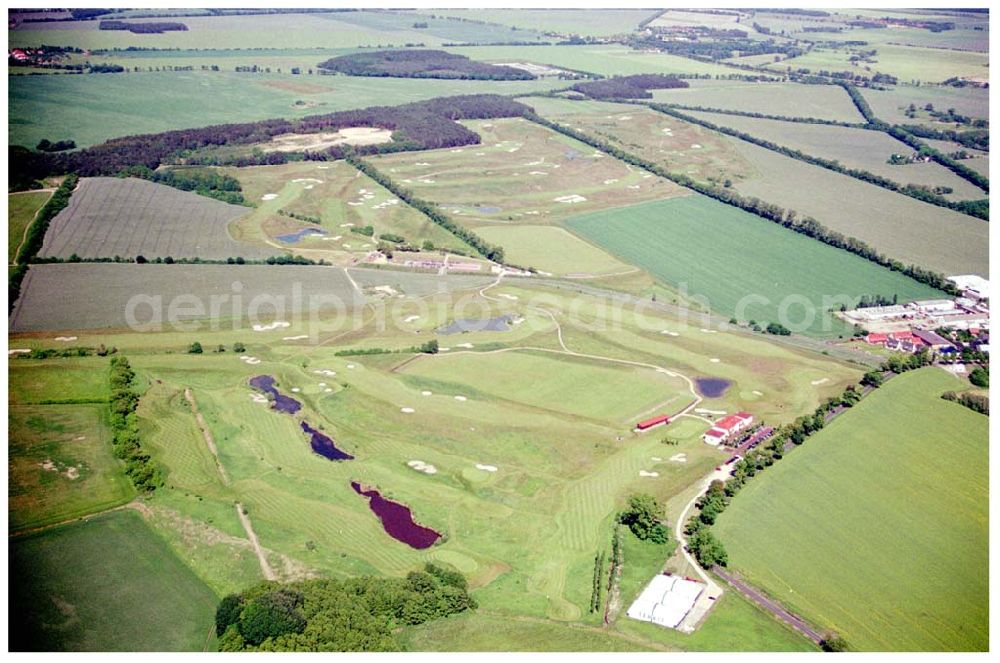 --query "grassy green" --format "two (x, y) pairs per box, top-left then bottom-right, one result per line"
(9, 71), (560, 149)
(682, 110), (985, 201)
(770, 43), (988, 84)
(10, 509), (219, 651)
(567, 196), (943, 337)
(714, 368), (988, 651)
(474, 224), (633, 276)
(649, 79), (864, 123)
(424, 9), (659, 37)
(859, 84), (989, 126)
(8, 190), (52, 263)
(9, 357), (112, 404)
(9, 404), (134, 532)
(726, 138), (989, 277)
